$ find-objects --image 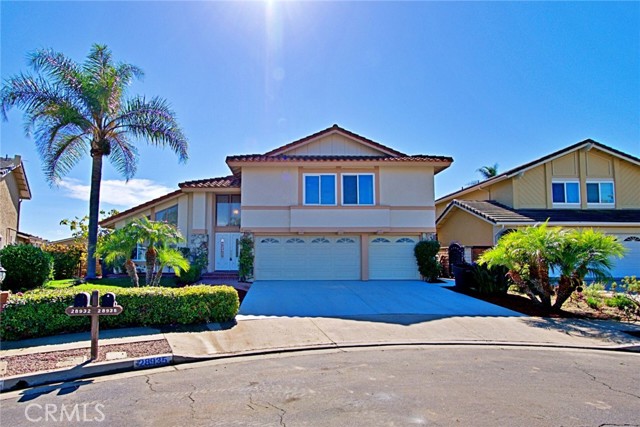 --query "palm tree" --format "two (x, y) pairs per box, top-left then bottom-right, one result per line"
(97, 226), (141, 287)
(477, 163), (499, 180)
(553, 229), (625, 310)
(130, 217), (188, 286)
(1, 44), (188, 279)
(480, 223), (626, 312)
